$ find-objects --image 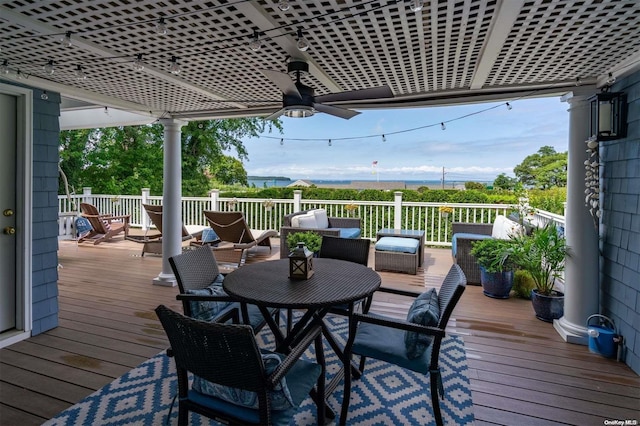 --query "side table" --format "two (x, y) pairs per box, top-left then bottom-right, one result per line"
(376, 228), (425, 267)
